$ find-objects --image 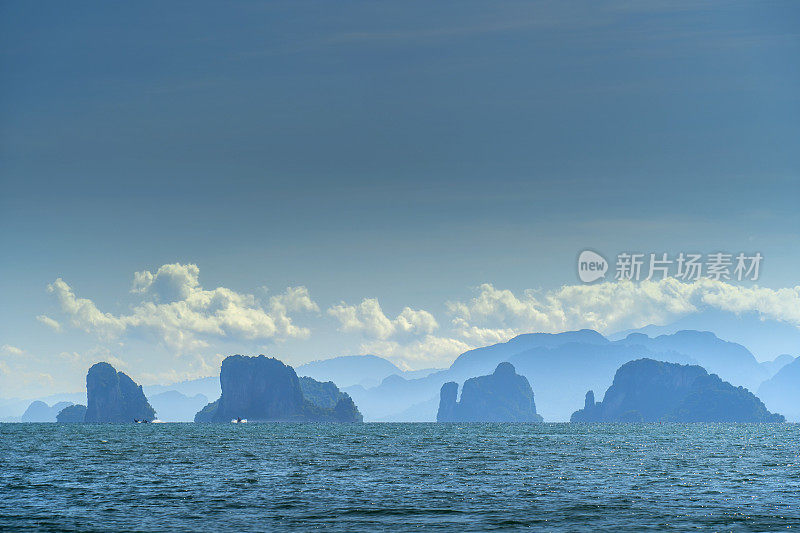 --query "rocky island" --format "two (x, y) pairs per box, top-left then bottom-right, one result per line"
(56, 404), (87, 423)
(571, 358), (784, 423)
(194, 355), (362, 423)
(437, 362), (543, 422)
(84, 362), (156, 423)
